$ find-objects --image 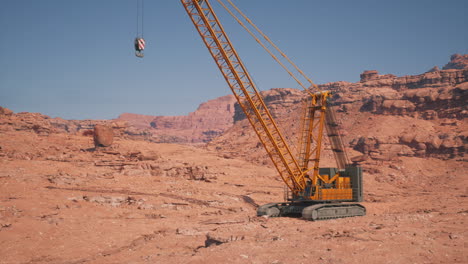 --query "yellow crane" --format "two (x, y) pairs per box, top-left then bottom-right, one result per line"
(181, 0), (365, 220)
